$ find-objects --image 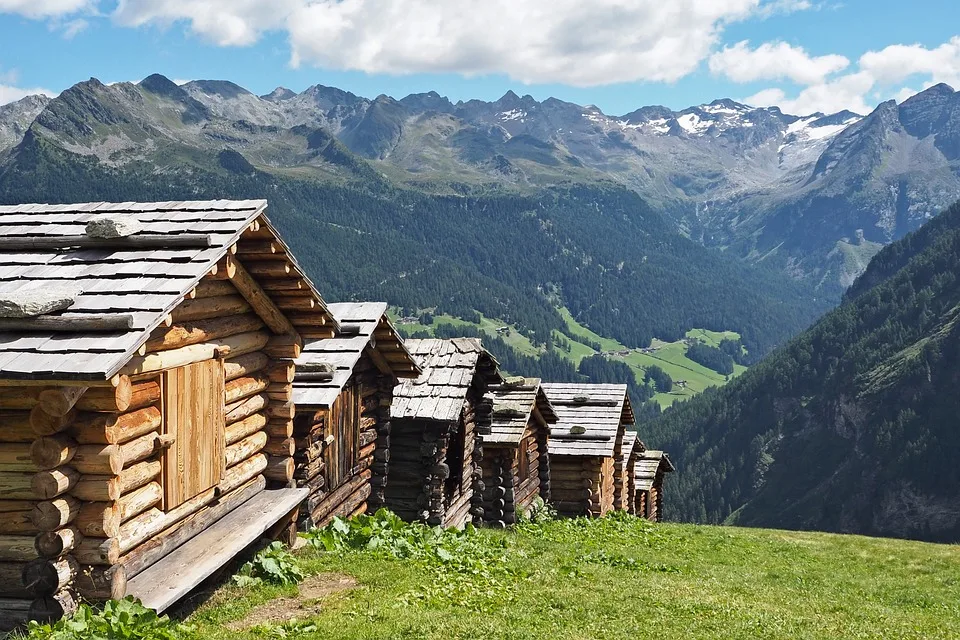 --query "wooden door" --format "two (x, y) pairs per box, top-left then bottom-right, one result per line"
(162, 360), (225, 510)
